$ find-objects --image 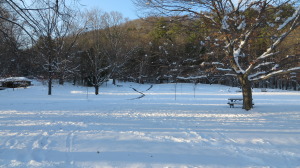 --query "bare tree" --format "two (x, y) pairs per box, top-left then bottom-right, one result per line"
(51, 14), (85, 85)
(1, 0), (81, 94)
(100, 11), (136, 85)
(0, 2), (40, 77)
(134, 0), (300, 110)
(0, 4), (19, 77)
(81, 9), (135, 95)
(80, 9), (108, 95)
(31, 0), (81, 95)
(1, 0), (65, 40)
